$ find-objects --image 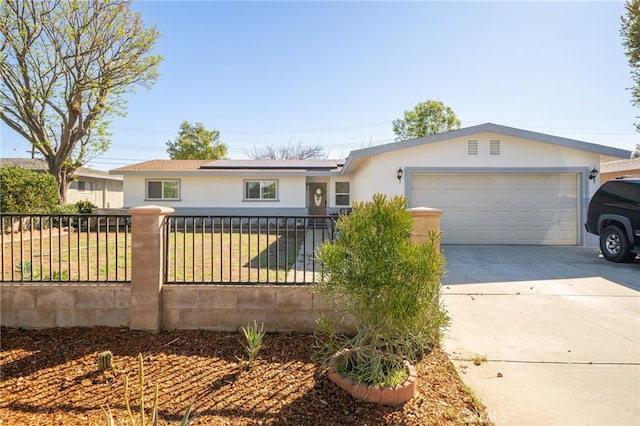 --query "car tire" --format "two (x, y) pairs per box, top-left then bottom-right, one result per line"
(599, 225), (636, 263)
